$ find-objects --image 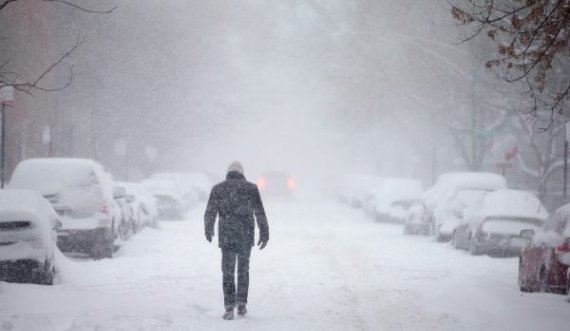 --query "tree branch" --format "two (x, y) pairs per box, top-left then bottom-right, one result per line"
(42, 0), (117, 14)
(0, 0), (19, 11)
